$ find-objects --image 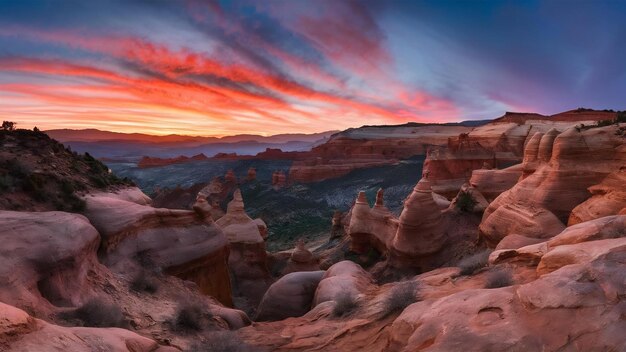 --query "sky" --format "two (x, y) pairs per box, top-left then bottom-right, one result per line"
(0, 0), (625, 136)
